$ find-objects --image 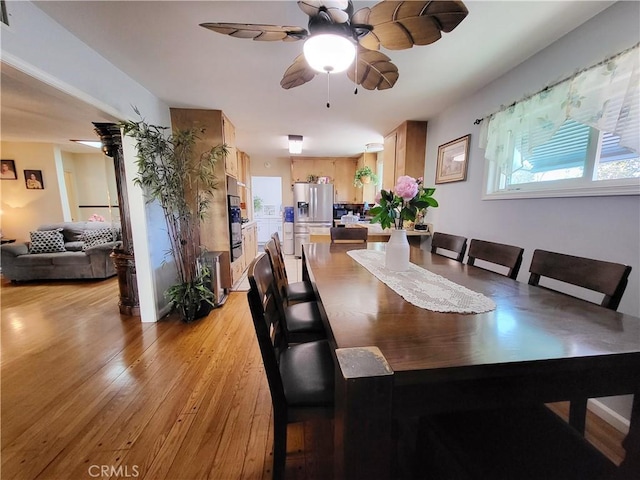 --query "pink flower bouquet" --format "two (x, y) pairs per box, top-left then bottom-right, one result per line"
(369, 176), (438, 229)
